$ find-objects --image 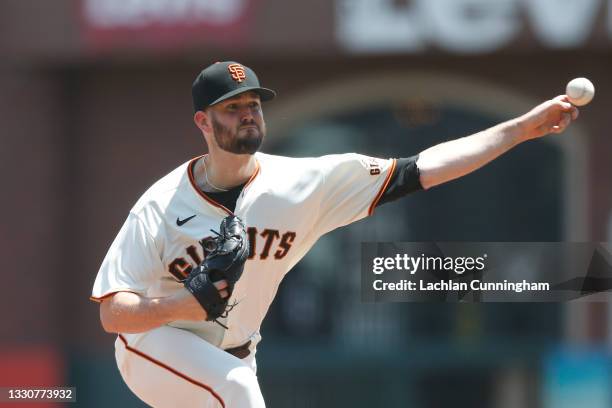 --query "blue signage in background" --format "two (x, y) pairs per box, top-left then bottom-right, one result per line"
(543, 348), (611, 408)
